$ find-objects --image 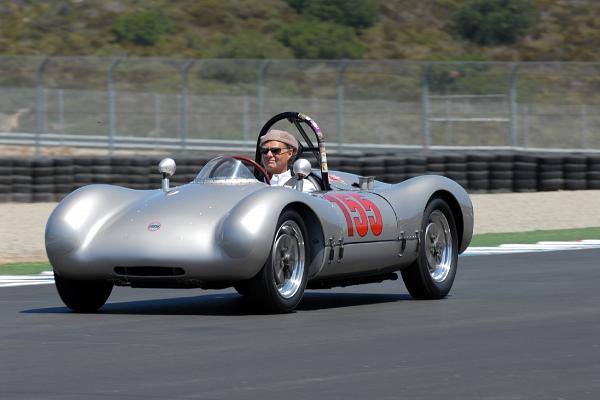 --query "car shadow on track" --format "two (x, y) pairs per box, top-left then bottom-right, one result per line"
(21, 291), (411, 316)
